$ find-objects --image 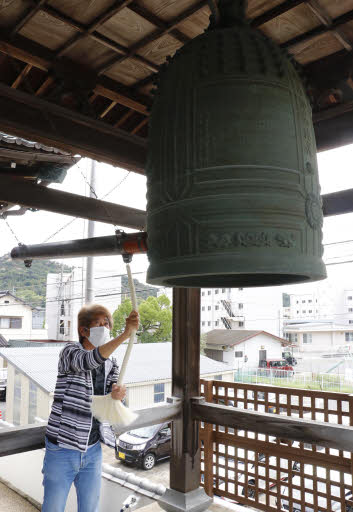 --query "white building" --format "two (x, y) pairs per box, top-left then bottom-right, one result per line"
(46, 267), (121, 342)
(0, 342), (234, 426)
(205, 329), (287, 368)
(284, 322), (353, 353)
(200, 287), (284, 336)
(0, 291), (47, 343)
